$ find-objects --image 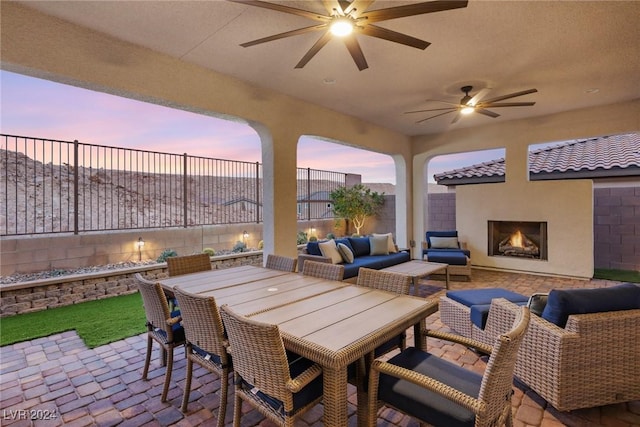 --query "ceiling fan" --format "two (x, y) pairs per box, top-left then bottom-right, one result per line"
(406, 85), (538, 124)
(228, 0), (469, 71)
